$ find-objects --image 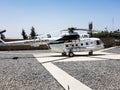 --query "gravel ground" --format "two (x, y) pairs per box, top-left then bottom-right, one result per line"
(103, 47), (120, 54)
(0, 53), (64, 90)
(54, 60), (120, 90)
(0, 50), (51, 54)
